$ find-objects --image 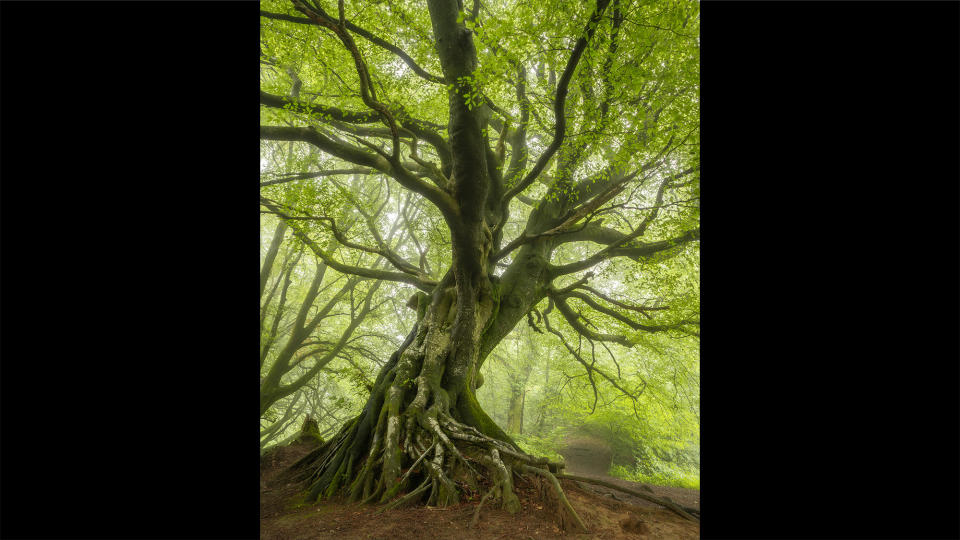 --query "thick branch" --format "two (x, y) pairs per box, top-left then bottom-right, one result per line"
(261, 124), (387, 169)
(260, 9), (444, 85)
(549, 227), (700, 277)
(551, 294), (631, 347)
(493, 179), (631, 261)
(262, 93), (451, 176)
(576, 285), (668, 319)
(552, 222), (629, 246)
(260, 90), (448, 145)
(562, 290), (694, 333)
(259, 125), (457, 219)
(260, 89), (376, 124)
